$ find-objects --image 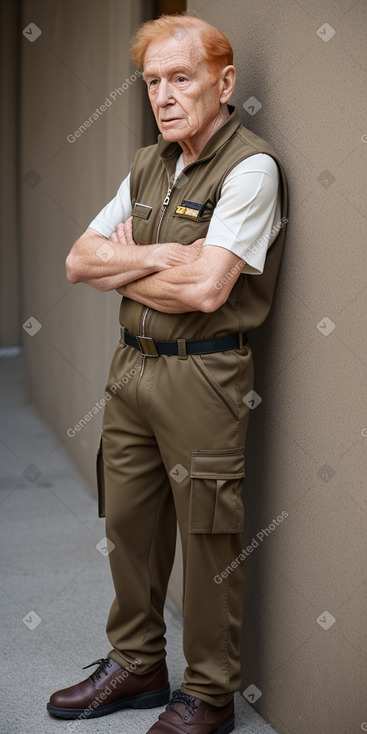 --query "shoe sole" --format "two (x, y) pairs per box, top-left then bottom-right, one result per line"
(214, 715), (235, 734)
(46, 682), (170, 719)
